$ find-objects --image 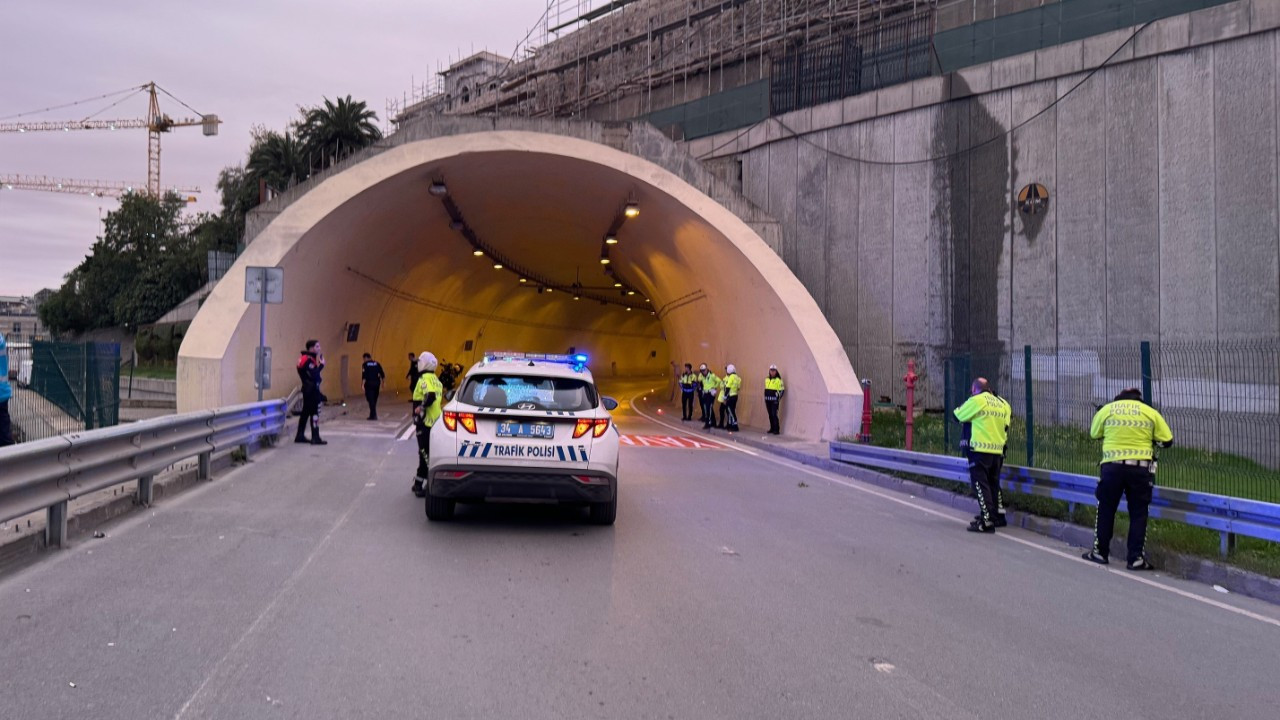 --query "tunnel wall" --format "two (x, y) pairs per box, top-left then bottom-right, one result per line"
(181, 130), (862, 440)
(686, 1), (1280, 407)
